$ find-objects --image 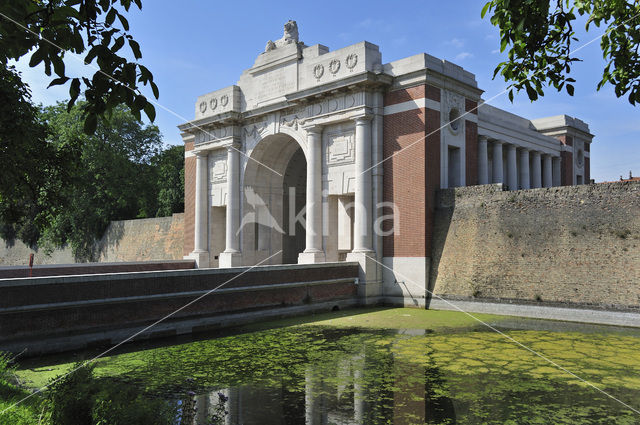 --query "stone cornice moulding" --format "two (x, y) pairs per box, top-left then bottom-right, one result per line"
(388, 69), (484, 101)
(178, 111), (243, 134)
(302, 105), (372, 128)
(180, 132), (196, 143)
(535, 127), (595, 141)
